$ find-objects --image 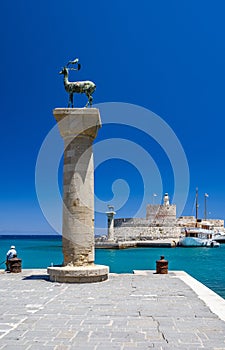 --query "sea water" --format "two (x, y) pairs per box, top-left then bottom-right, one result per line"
(1, 235), (225, 299)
